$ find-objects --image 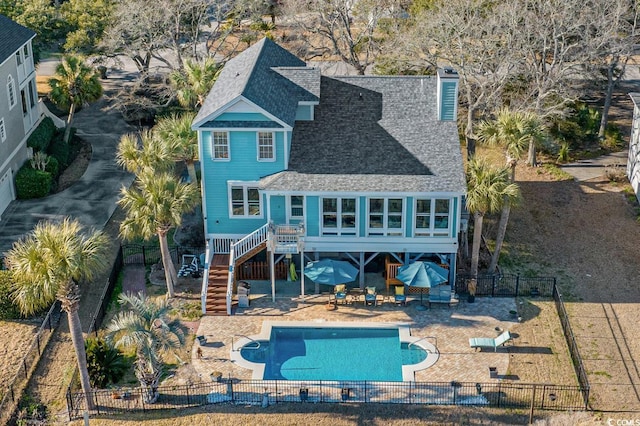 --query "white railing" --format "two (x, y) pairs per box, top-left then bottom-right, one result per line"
(201, 242), (211, 314)
(212, 237), (235, 254)
(234, 224), (269, 260)
(226, 245), (235, 315)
